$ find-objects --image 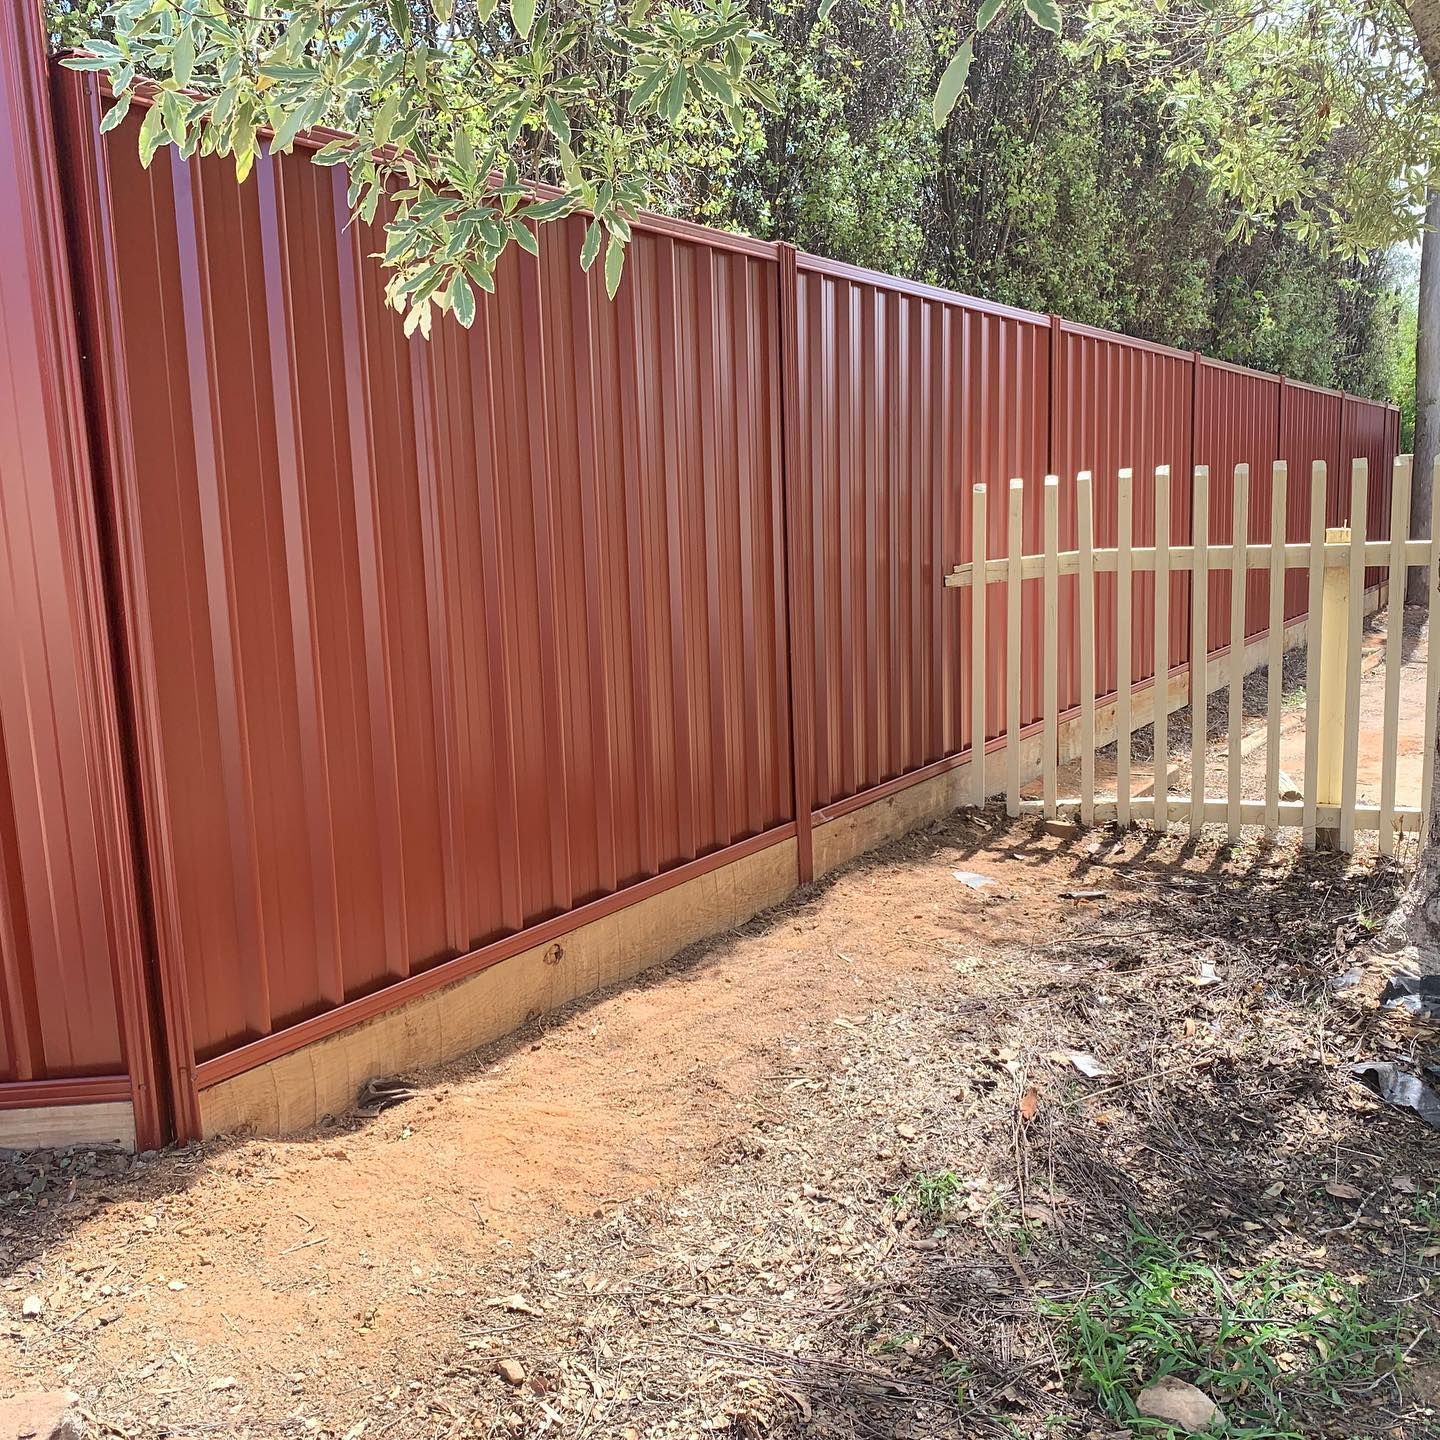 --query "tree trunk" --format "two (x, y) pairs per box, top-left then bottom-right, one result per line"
(1379, 199), (1440, 964)
(1384, 5), (1440, 972)
(1407, 0), (1440, 81)
(1408, 186), (1440, 607)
